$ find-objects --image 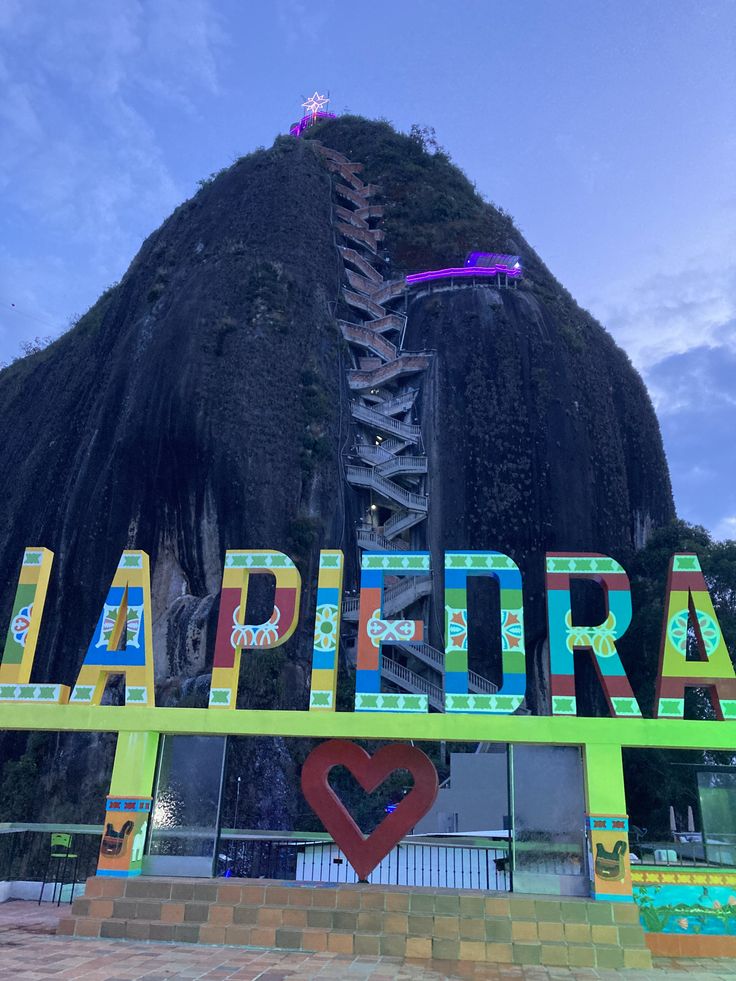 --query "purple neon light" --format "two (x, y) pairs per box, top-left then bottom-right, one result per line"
(405, 265), (522, 285)
(465, 251), (521, 270)
(289, 111), (336, 137)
